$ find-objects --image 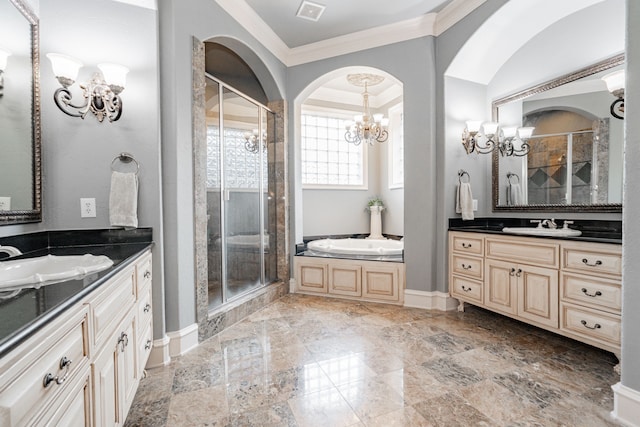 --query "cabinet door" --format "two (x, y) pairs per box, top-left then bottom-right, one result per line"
(329, 264), (361, 296)
(296, 259), (328, 293)
(517, 265), (559, 328)
(93, 339), (118, 427)
(118, 317), (138, 420)
(362, 264), (399, 302)
(484, 259), (517, 315)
